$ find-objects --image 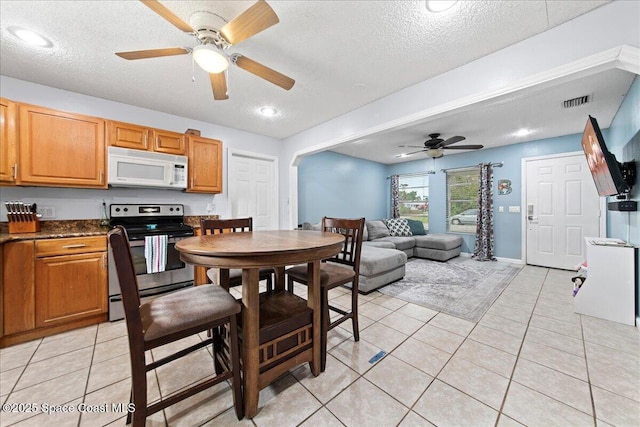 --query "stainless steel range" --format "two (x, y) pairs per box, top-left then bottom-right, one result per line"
(108, 203), (194, 321)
